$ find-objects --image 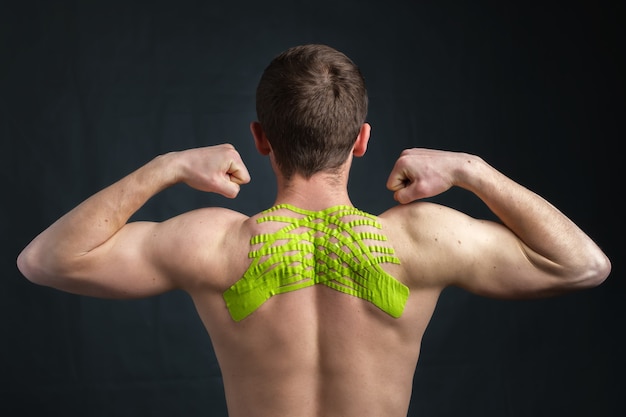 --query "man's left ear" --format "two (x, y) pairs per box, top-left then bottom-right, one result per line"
(352, 123), (371, 157)
(251, 121), (272, 155)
